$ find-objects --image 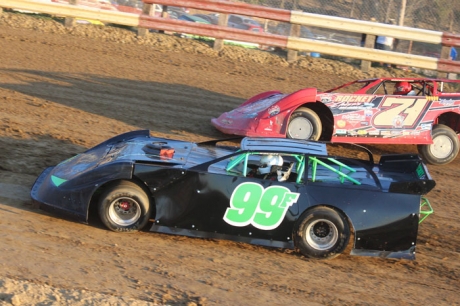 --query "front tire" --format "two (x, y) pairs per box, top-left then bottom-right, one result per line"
(287, 107), (322, 141)
(294, 207), (350, 259)
(417, 124), (459, 165)
(98, 181), (151, 232)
